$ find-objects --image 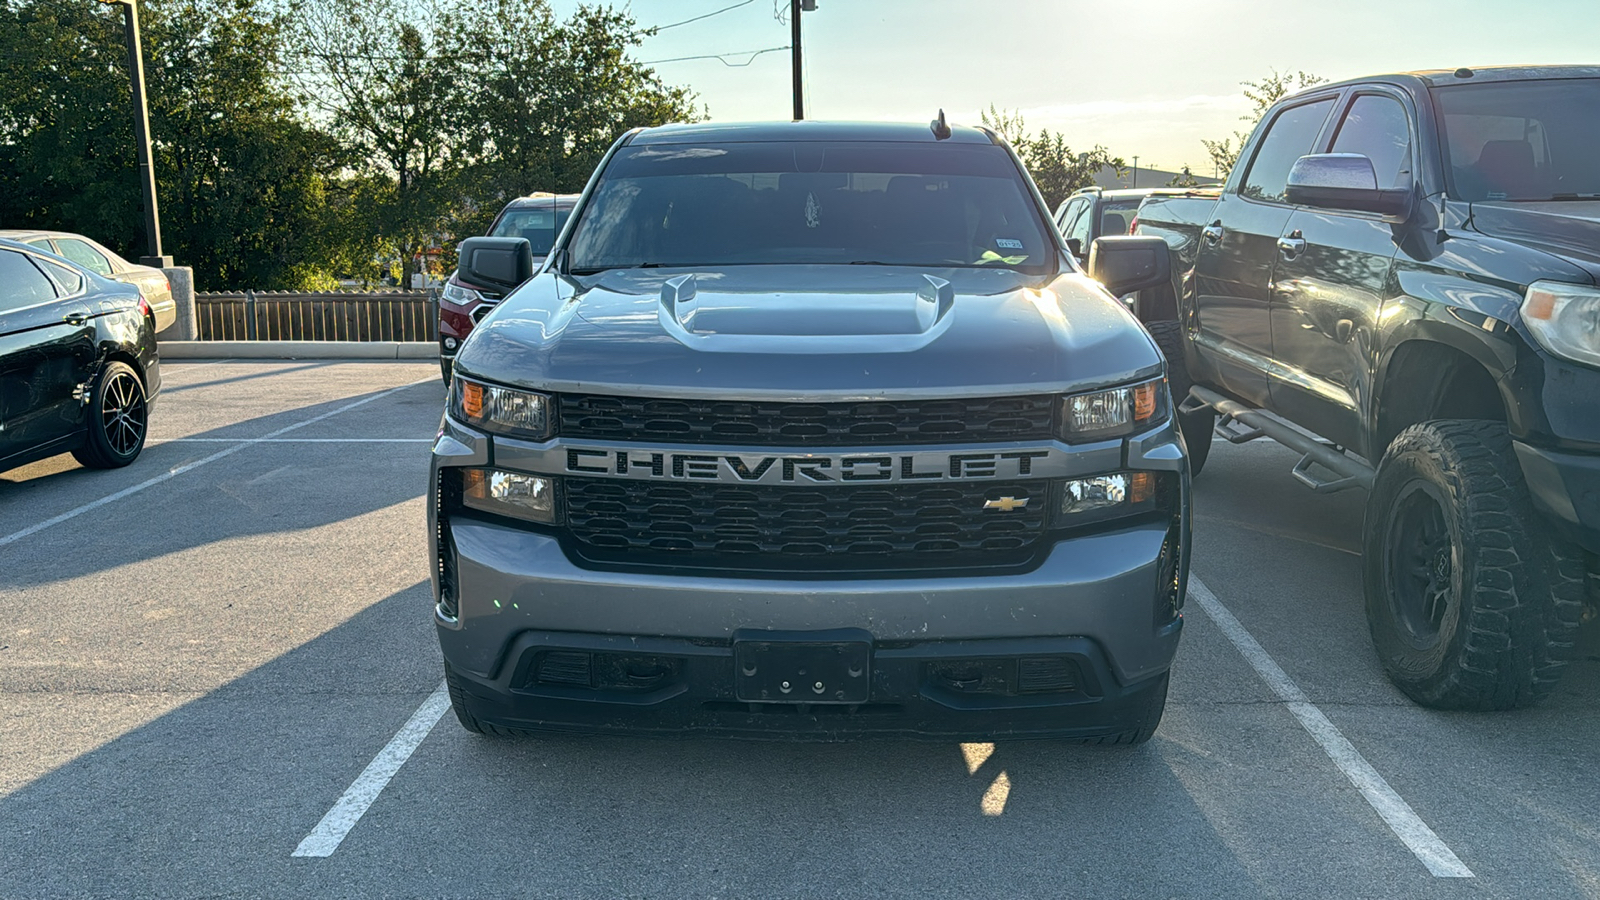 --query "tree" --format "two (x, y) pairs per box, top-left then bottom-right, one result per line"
(441, 0), (703, 237)
(290, 0), (467, 288)
(0, 0), (350, 290)
(1202, 69), (1325, 180)
(981, 105), (1124, 211)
